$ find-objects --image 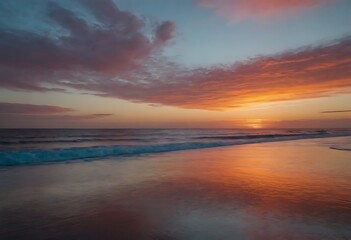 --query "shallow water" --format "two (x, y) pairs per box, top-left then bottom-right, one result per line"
(1, 128), (350, 165)
(0, 137), (351, 239)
